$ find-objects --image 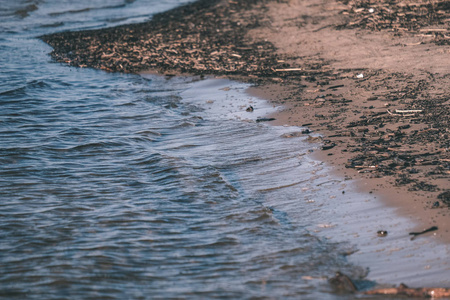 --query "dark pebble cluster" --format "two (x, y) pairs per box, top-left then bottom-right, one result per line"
(41, 0), (282, 76)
